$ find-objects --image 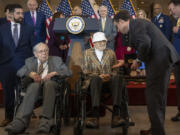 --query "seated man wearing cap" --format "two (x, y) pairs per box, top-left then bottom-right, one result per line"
(82, 32), (123, 128)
